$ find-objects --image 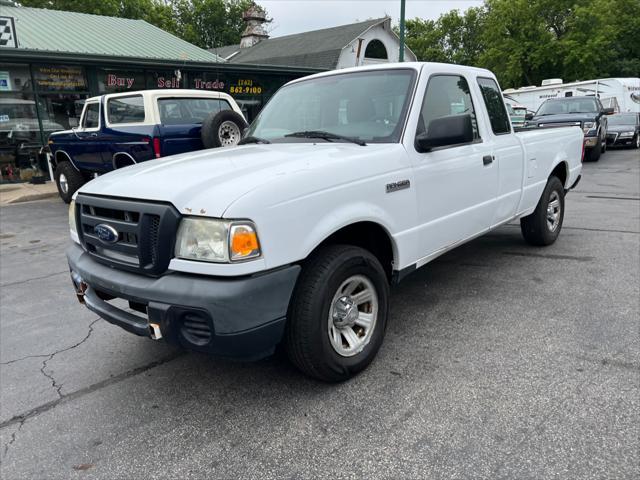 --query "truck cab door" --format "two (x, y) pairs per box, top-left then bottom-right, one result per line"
(407, 73), (499, 259)
(73, 101), (105, 169)
(476, 77), (525, 226)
